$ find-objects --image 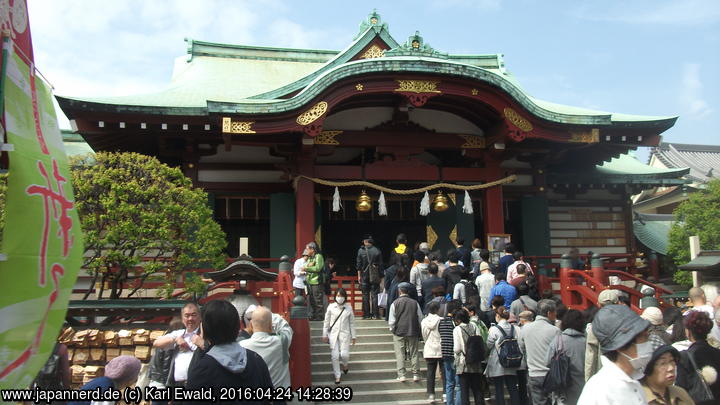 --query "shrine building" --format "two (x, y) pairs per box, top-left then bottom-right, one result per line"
(57, 11), (688, 269)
